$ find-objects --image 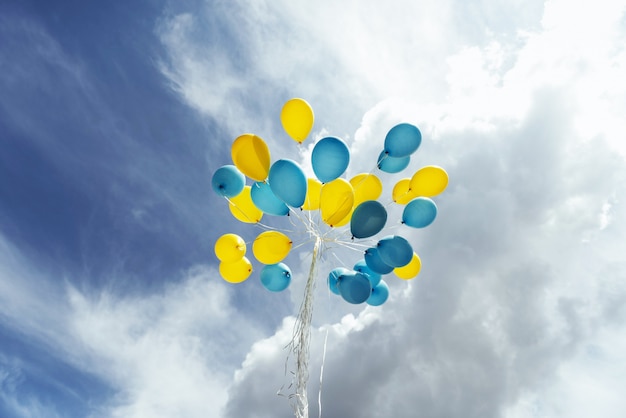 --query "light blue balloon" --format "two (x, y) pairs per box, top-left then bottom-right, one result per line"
(377, 151), (410, 174)
(311, 137), (350, 183)
(384, 123), (422, 158)
(338, 271), (372, 304)
(260, 263), (292, 292)
(377, 235), (413, 267)
(402, 197), (437, 228)
(268, 159), (308, 208)
(364, 247), (394, 274)
(211, 165), (245, 197)
(350, 200), (387, 239)
(328, 267), (349, 295)
(353, 260), (381, 287)
(251, 181), (289, 216)
(367, 280), (389, 306)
